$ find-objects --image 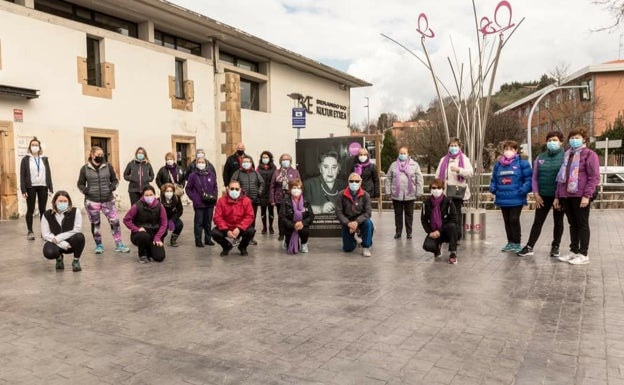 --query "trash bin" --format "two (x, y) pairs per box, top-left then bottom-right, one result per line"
(462, 208), (486, 241)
